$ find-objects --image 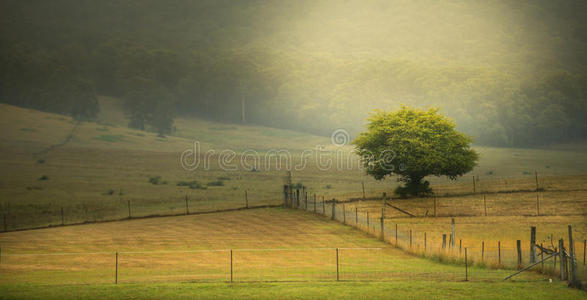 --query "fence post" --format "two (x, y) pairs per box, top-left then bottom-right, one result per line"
(482, 241), (485, 262)
(554, 246), (557, 273)
(230, 249), (233, 283)
(459, 239), (462, 255)
(127, 200), (131, 219)
(331, 199), (336, 220)
(283, 185), (288, 208)
(305, 192), (308, 210)
(395, 223), (398, 246)
(465, 248), (468, 281)
(451, 218), (455, 248)
(355, 207), (358, 225)
(536, 195), (540, 216)
(366, 212), (370, 228)
(380, 208), (384, 241)
(498, 241), (501, 265)
(530, 226), (537, 263)
(568, 225), (579, 287)
(409, 229), (412, 249)
(424, 232), (427, 252)
(336, 248), (339, 281)
(322, 196), (325, 214)
(61, 207), (64, 225)
(442, 234), (447, 249)
(517, 240), (522, 269)
(535, 171), (539, 191)
(483, 195), (487, 216)
(540, 243), (544, 273)
(245, 190), (248, 209)
(296, 189), (300, 208)
(115, 251), (118, 284)
(343, 203), (346, 224)
(185, 195), (189, 215)
(584, 240), (586, 266)
(559, 239), (566, 280)
(313, 194), (316, 213)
